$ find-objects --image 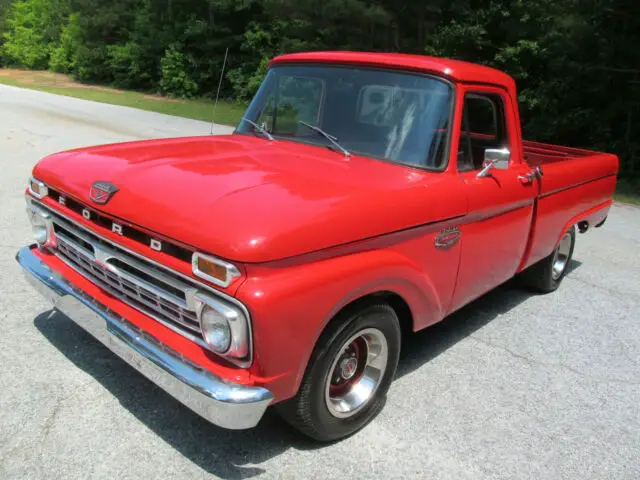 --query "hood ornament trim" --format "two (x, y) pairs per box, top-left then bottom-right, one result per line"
(90, 181), (119, 205)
